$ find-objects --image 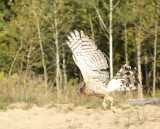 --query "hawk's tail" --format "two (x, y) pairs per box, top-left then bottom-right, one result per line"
(106, 64), (139, 92)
